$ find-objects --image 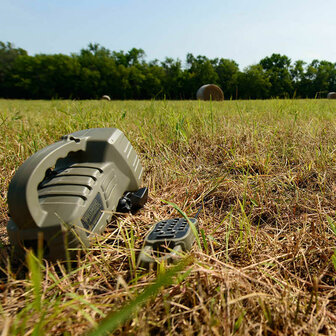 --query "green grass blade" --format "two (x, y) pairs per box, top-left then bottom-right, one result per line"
(88, 257), (192, 336)
(161, 200), (201, 249)
(326, 215), (336, 236)
(26, 250), (42, 311)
